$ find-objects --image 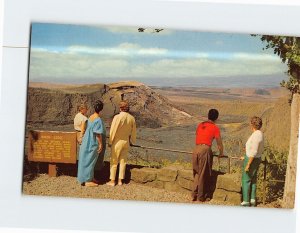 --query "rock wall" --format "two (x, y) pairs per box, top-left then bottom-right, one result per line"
(130, 165), (242, 204)
(27, 81), (191, 128)
(214, 173), (242, 205)
(131, 165), (193, 193)
(27, 86), (106, 125)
